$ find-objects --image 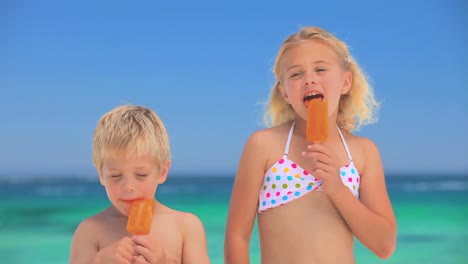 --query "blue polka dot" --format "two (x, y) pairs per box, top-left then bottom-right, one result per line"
(287, 176), (293, 181)
(351, 169), (355, 174)
(282, 196), (288, 201)
(294, 191), (300, 196)
(306, 186), (312, 191)
(340, 171), (346, 176)
(271, 199), (276, 204)
(276, 175), (281, 180)
(266, 176), (270, 182)
(262, 201), (266, 206)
